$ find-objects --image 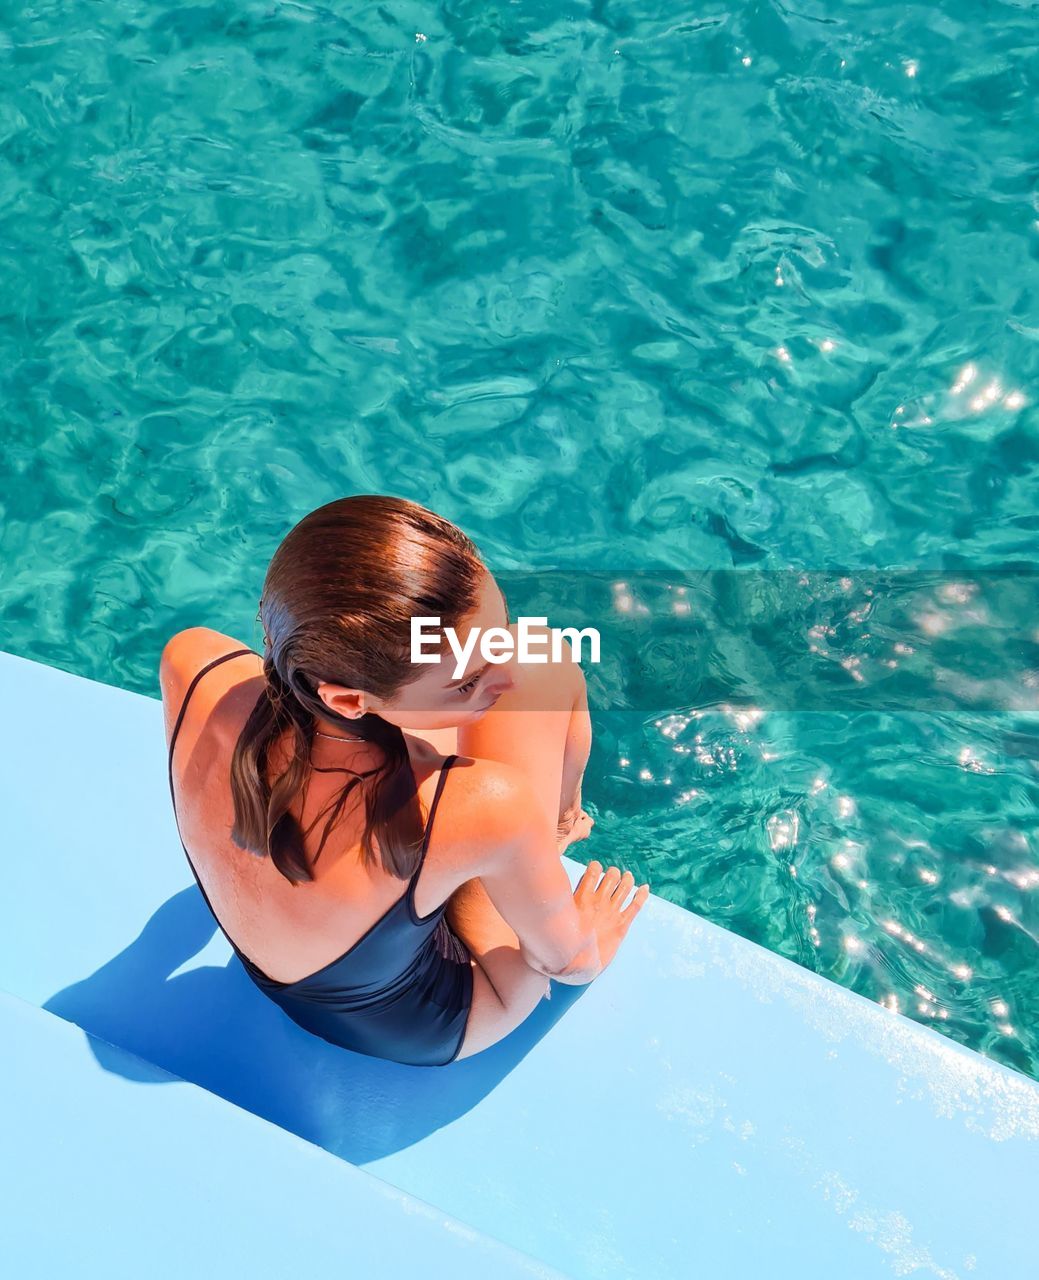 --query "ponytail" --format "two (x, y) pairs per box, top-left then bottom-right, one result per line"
(229, 654), (430, 885)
